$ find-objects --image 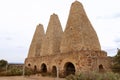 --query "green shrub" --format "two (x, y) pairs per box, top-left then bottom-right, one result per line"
(0, 59), (8, 72)
(0, 59), (8, 68)
(66, 74), (77, 80)
(0, 67), (23, 76)
(66, 72), (120, 80)
(6, 67), (23, 76)
(112, 49), (120, 73)
(24, 67), (34, 76)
